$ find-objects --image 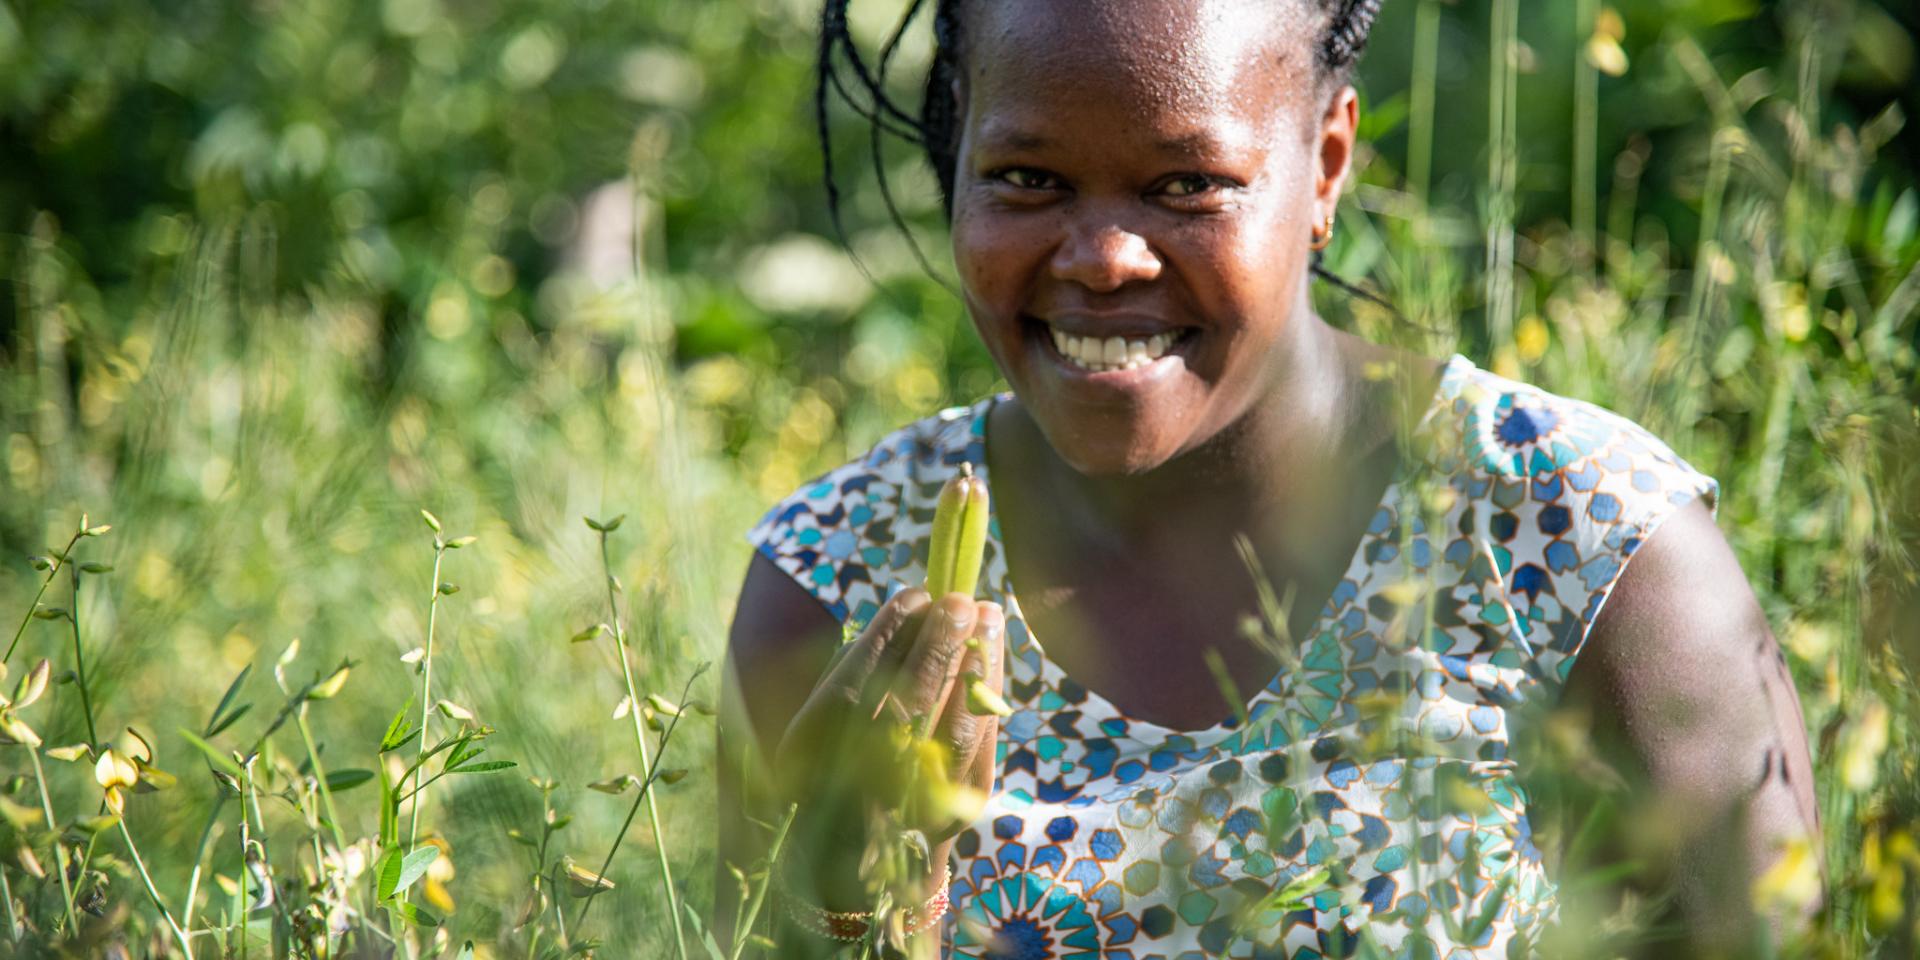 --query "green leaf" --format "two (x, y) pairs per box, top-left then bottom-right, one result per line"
(378, 765), (399, 849)
(450, 760), (516, 775)
(206, 701), (252, 739)
(325, 769), (376, 793)
(380, 695), (417, 753)
(178, 727), (245, 780)
(391, 899), (440, 927)
(383, 726), (421, 755)
(1462, 873), (1515, 944)
(72, 813), (120, 836)
(683, 901), (727, 960)
(79, 562), (113, 574)
(378, 844), (440, 900)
